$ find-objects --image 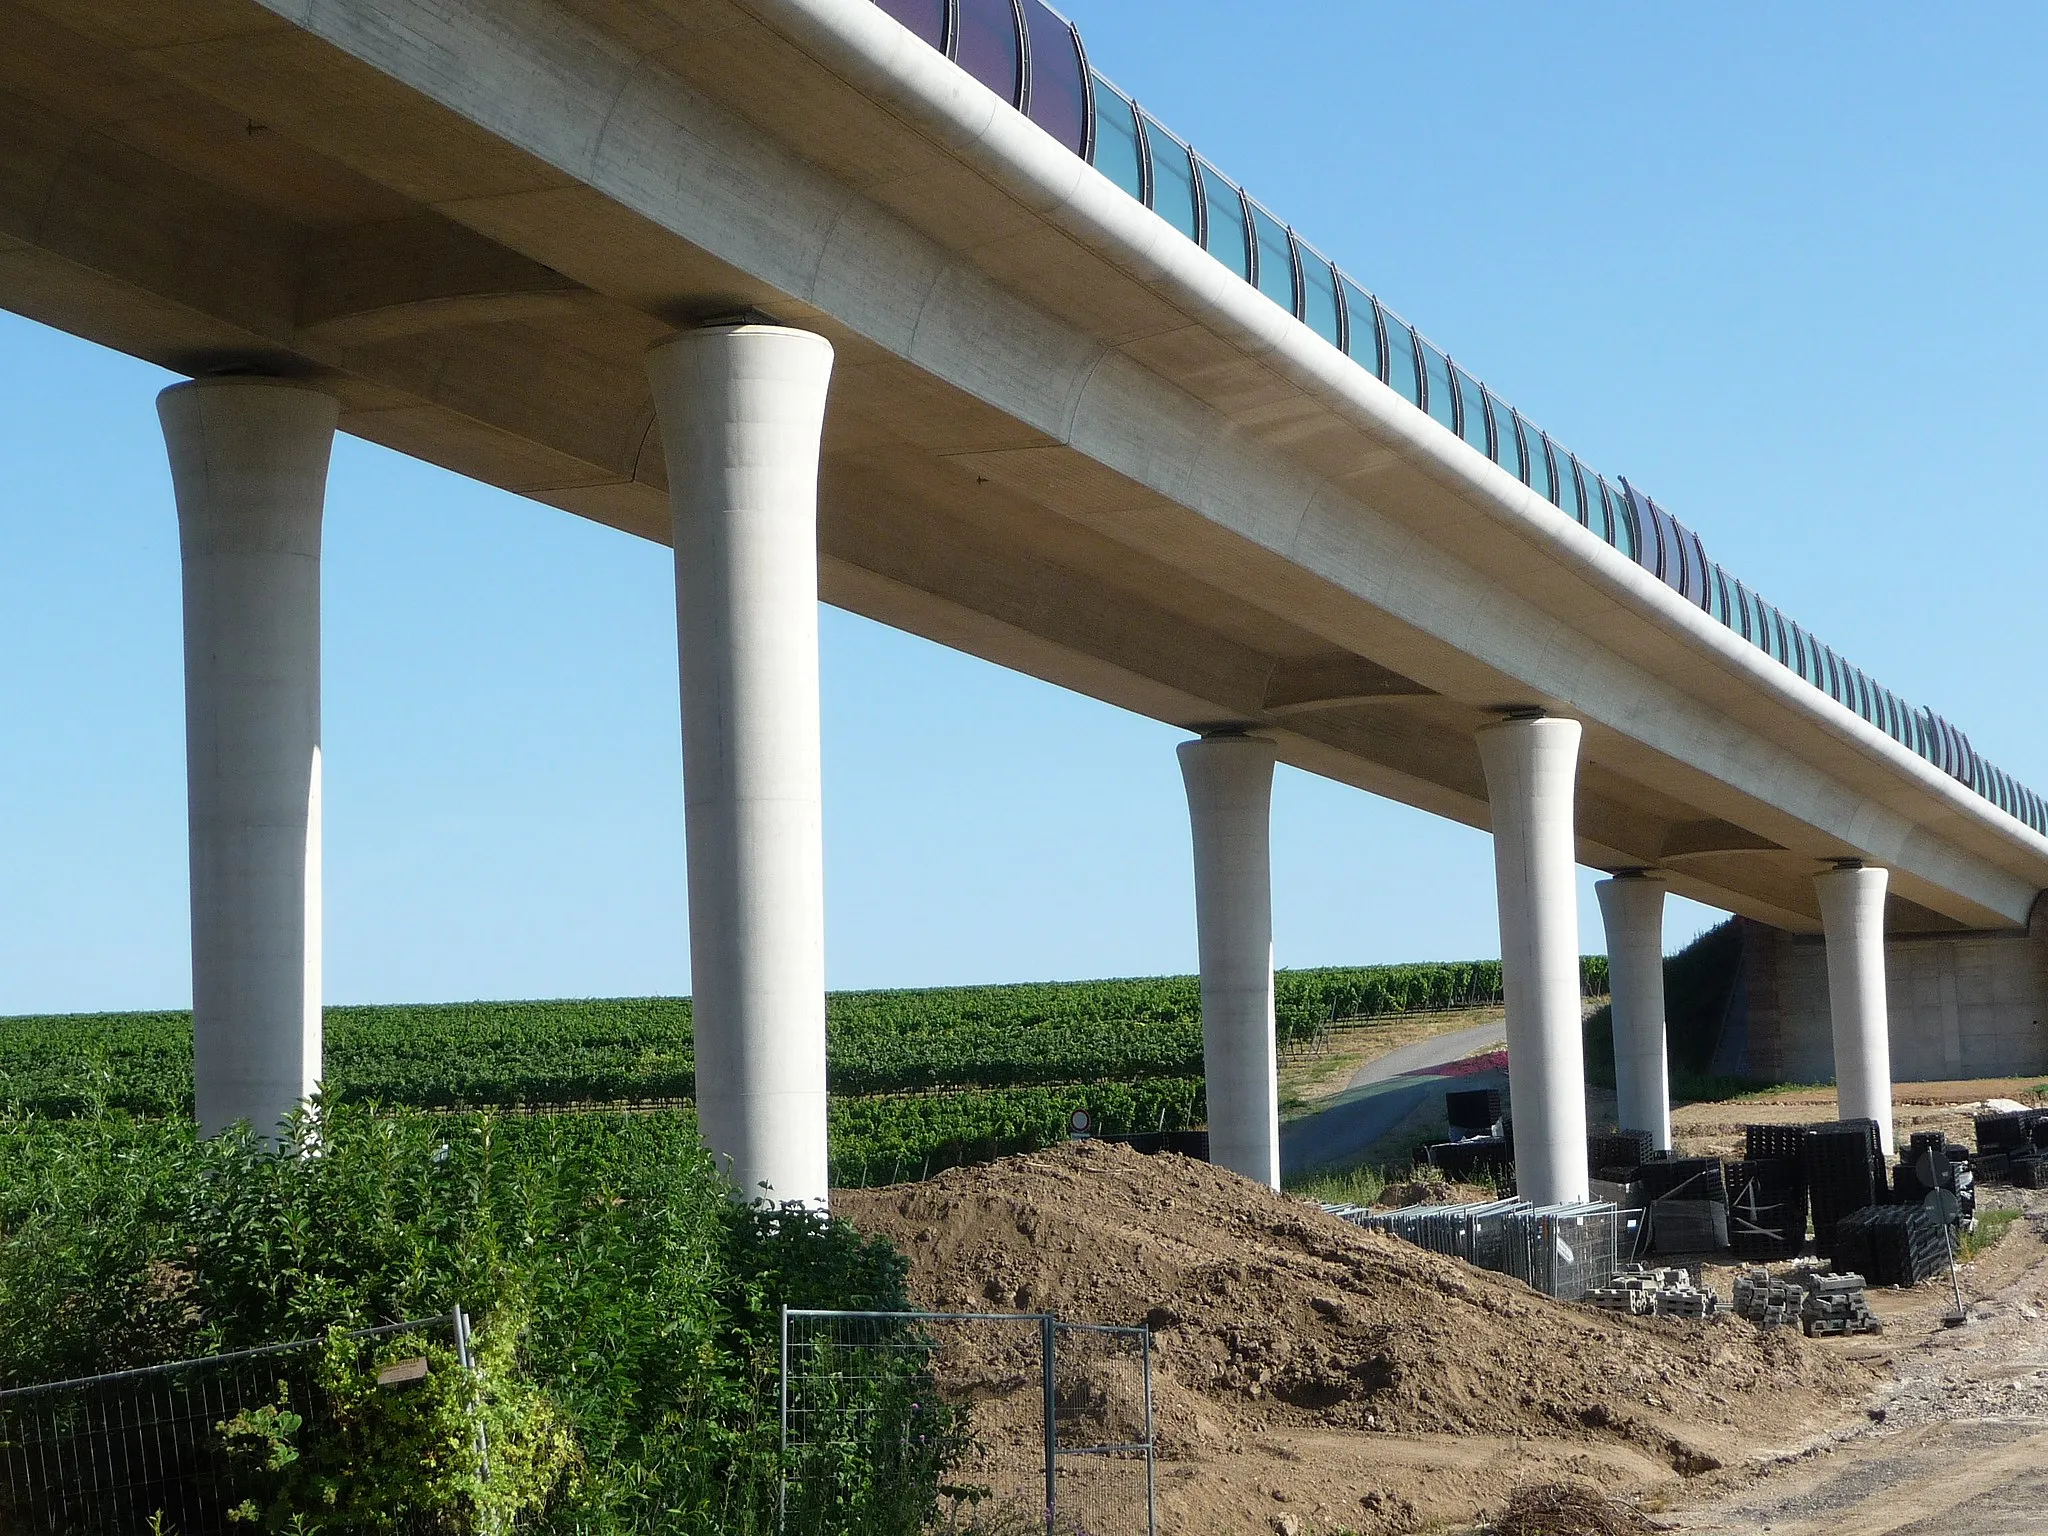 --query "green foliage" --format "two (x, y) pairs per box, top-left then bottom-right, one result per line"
(1959, 1207), (2021, 1262)
(0, 1107), (923, 1534)
(0, 959), (1610, 1116)
(827, 1079), (1204, 1187)
(1584, 920), (1757, 1103)
(222, 1321), (578, 1535)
